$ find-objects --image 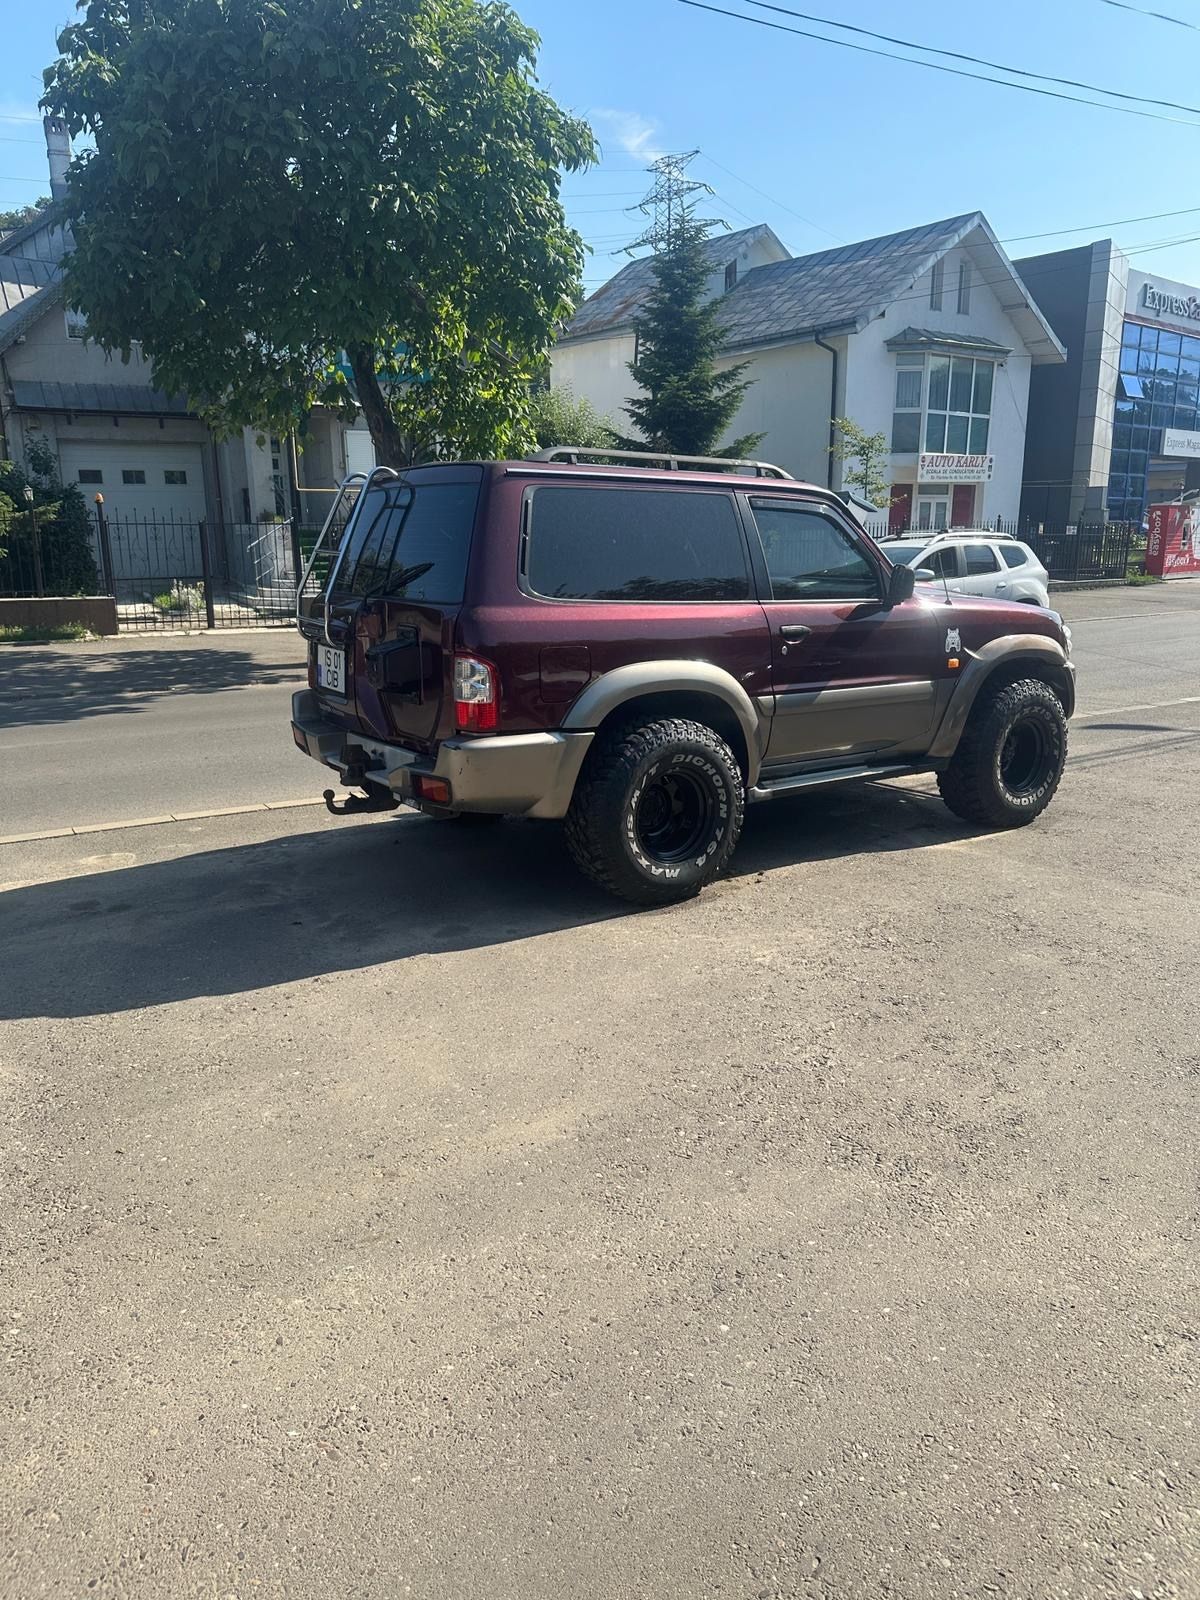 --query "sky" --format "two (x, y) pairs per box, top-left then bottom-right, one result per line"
(6, 0), (1200, 295)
